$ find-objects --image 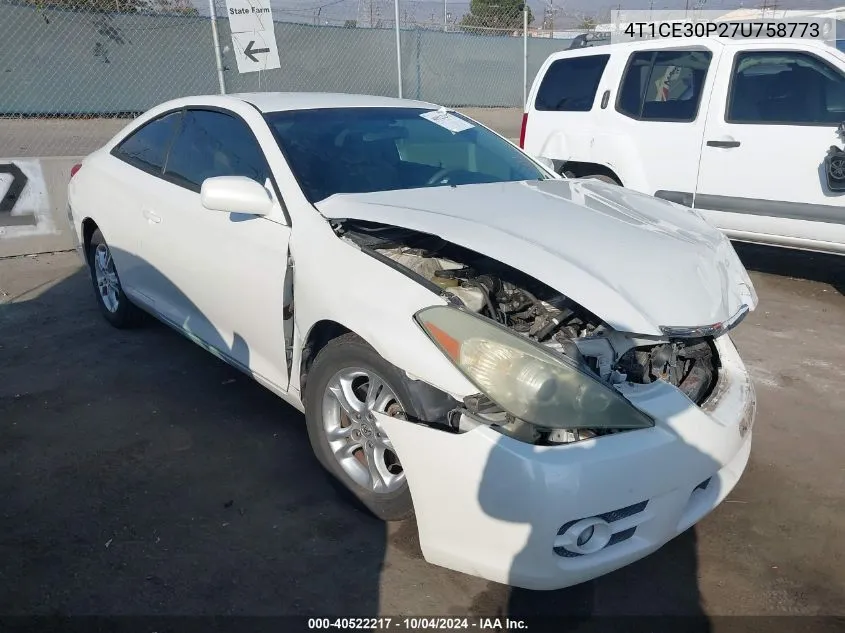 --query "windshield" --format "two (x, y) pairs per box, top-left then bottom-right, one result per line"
(264, 107), (547, 203)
